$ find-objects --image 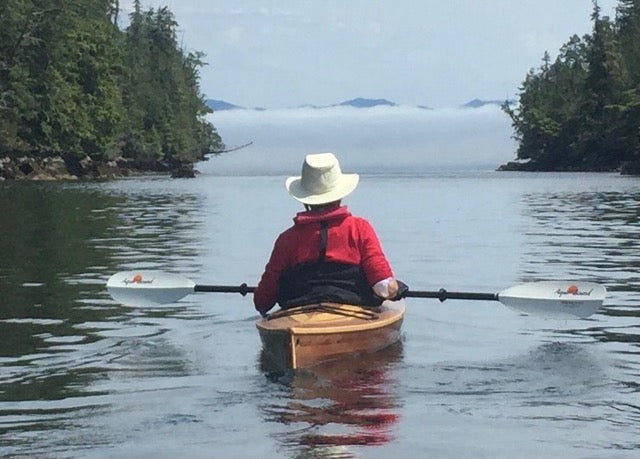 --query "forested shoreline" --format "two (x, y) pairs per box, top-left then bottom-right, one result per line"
(4, 2), (640, 180)
(0, 0), (223, 180)
(501, 0), (640, 174)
